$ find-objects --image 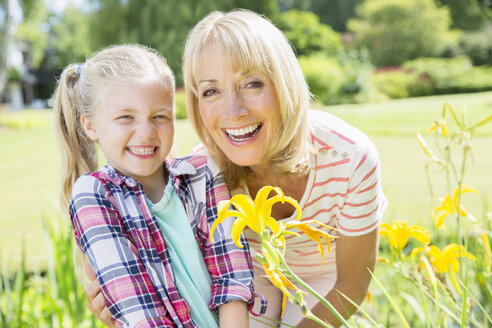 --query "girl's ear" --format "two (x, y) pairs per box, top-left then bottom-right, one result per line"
(80, 115), (98, 141)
